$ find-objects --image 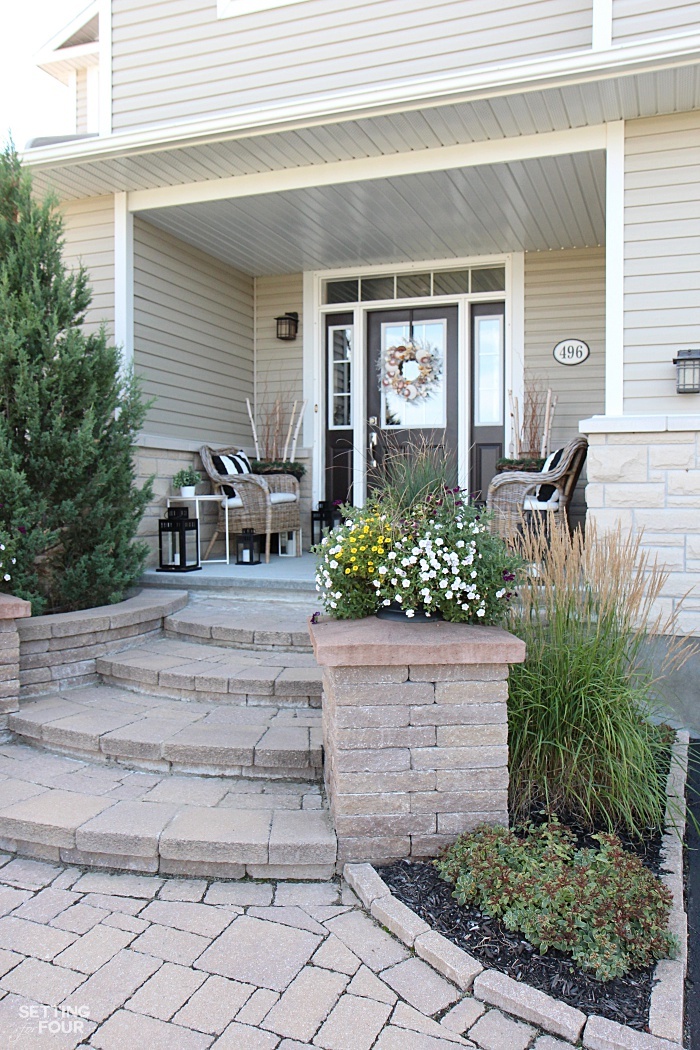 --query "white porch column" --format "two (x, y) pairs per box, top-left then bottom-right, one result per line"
(592, 0), (613, 51)
(114, 192), (134, 372)
(605, 121), (625, 417)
